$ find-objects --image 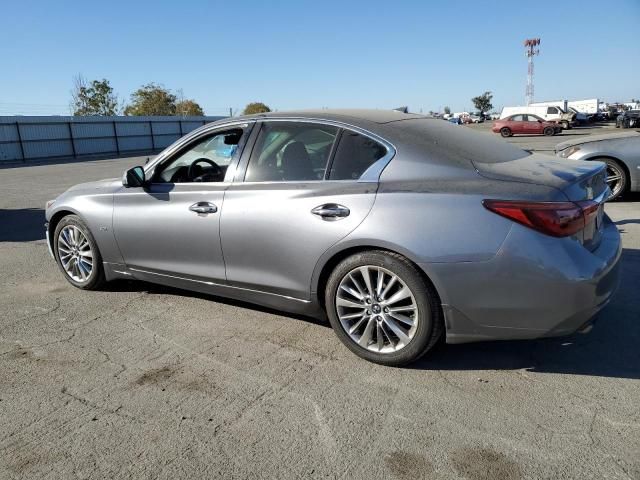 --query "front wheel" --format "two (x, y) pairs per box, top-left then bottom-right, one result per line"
(325, 251), (443, 366)
(543, 126), (555, 136)
(599, 158), (628, 201)
(53, 215), (105, 290)
(561, 121), (570, 130)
